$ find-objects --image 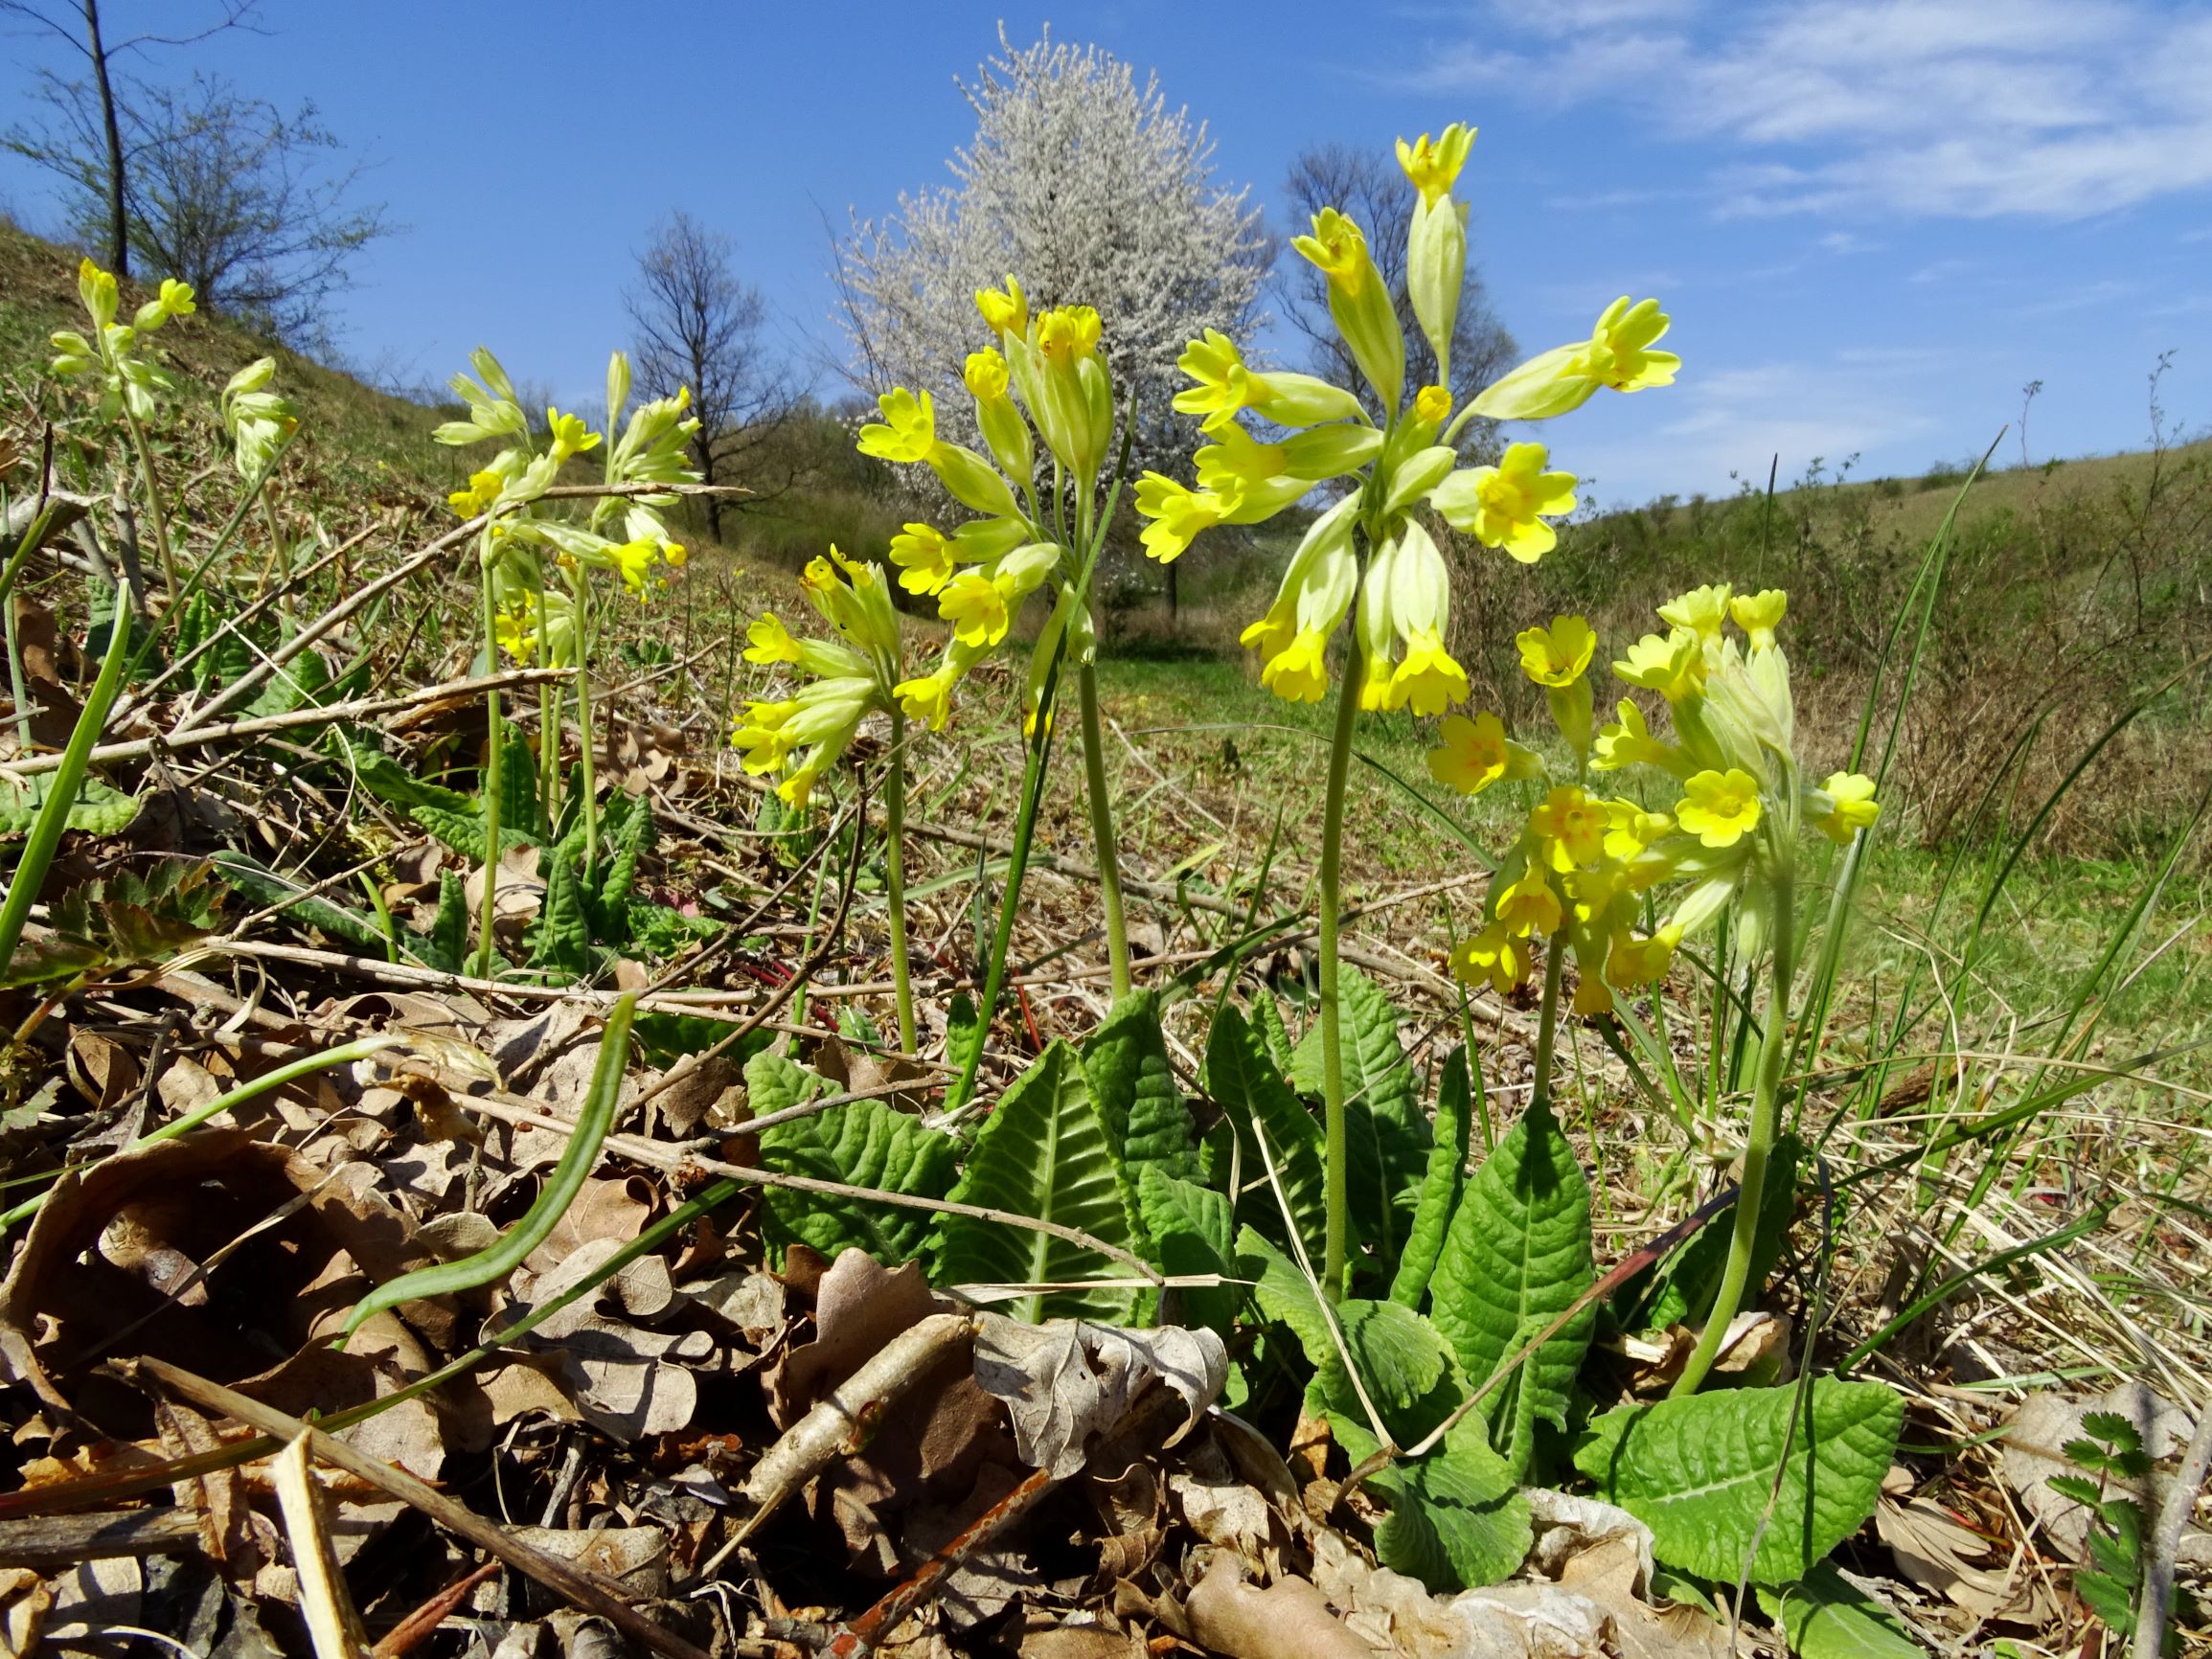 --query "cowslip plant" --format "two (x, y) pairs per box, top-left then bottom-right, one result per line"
(734, 550), (924, 1050)
(1145, 120), (1678, 1300)
(852, 284), (1136, 1013)
(48, 259), (196, 602)
(434, 347), (699, 974)
(1430, 583), (1883, 1395)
